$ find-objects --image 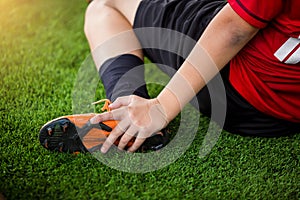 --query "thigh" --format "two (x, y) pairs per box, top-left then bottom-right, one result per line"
(103, 0), (142, 25)
(85, 0), (144, 67)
